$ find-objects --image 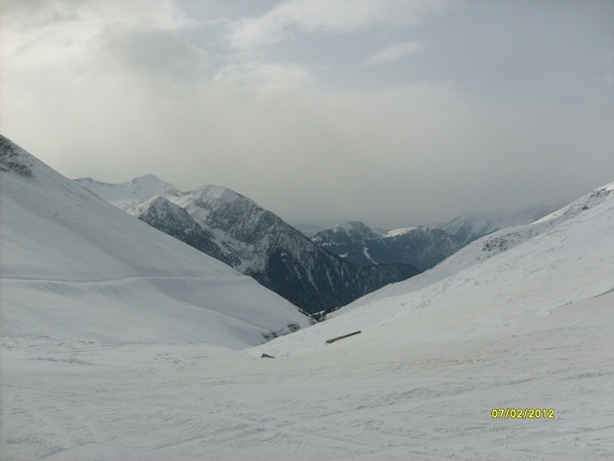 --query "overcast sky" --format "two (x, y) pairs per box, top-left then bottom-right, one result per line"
(3, 0), (613, 229)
